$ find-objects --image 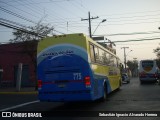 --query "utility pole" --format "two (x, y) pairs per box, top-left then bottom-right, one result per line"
(121, 47), (129, 71)
(81, 12), (99, 38)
